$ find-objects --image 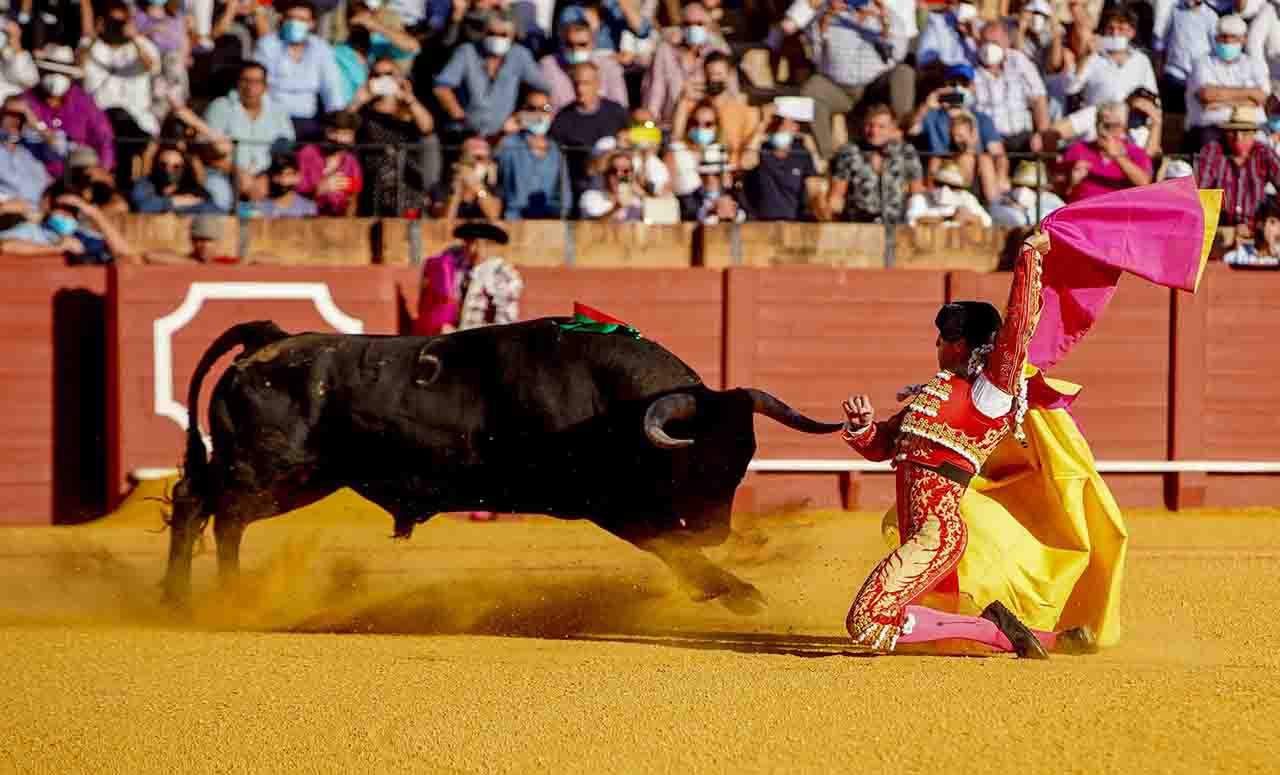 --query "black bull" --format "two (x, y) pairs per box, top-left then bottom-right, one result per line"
(163, 319), (843, 611)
